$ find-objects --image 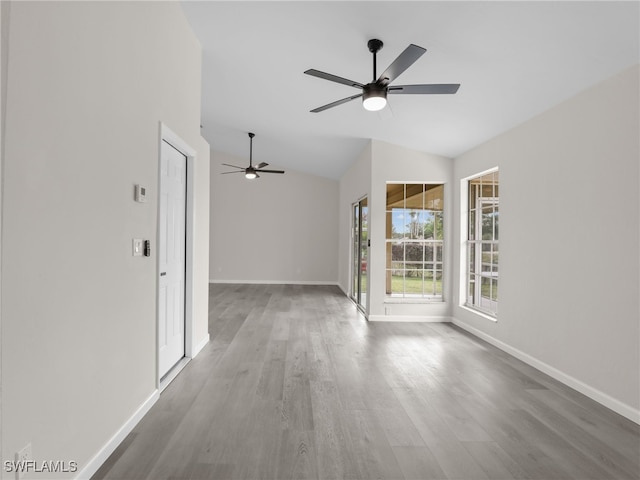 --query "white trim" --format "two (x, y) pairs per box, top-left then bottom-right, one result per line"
(350, 196), (369, 314)
(350, 199), (357, 303)
(161, 124), (197, 158)
(159, 334), (209, 393)
(384, 298), (445, 305)
(192, 333), (210, 358)
(451, 316), (640, 425)
(75, 390), (159, 480)
(158, 123), (197, 387)
(458, 304), (497, 323)
(368, 314), (452, 323)
(184, 152), (195, 359)
(159, 358), (190, 393)
(459, 167), (499, 184)
(346, 294), (367, 317)
(209, 279), (340, 286)
(458, 177), (469, 312)
(459, 166), (500, 315)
